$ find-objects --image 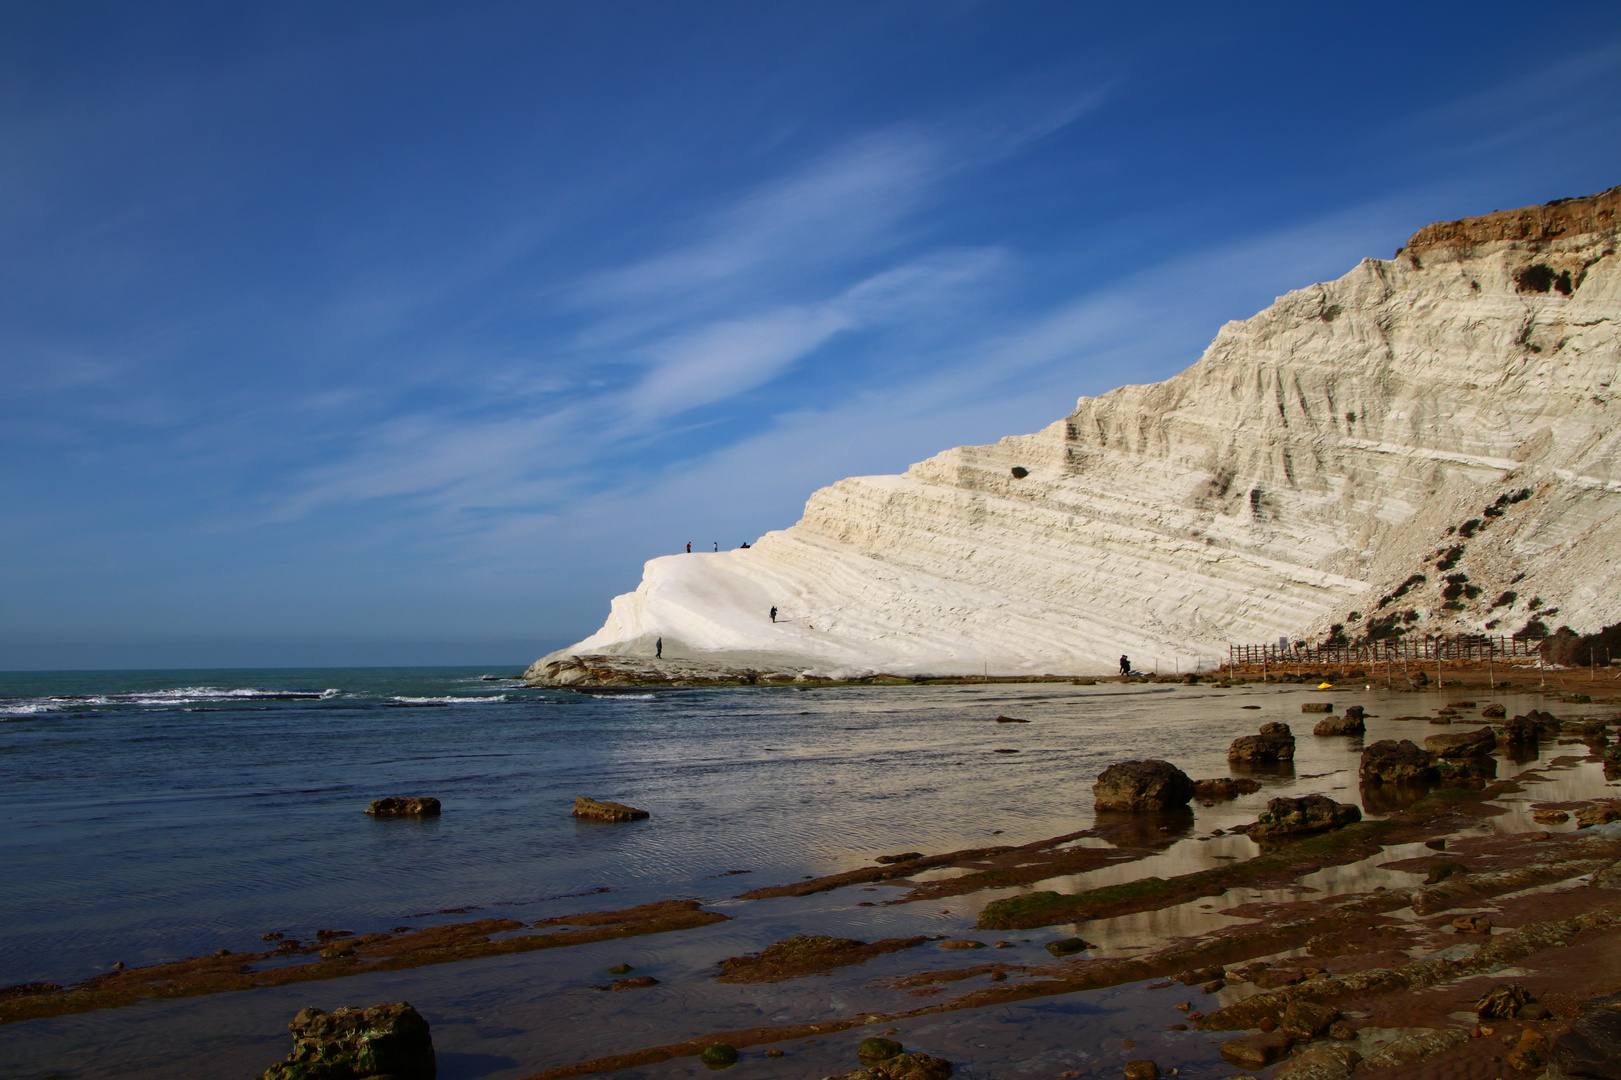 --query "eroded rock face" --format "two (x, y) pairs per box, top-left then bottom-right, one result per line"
(365, 798), (440, 817)
(571, 796), (649, 822)
(260, 1002), (434, 1080)
(1230, 724), (1296, 764)
(1246, 795), (1361, 841)
(534, 187), (1621, 679)
(1424, 727), (1497, 758)
(1360, 739), (1435, 784)
(1092, 760), (1194, 811)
